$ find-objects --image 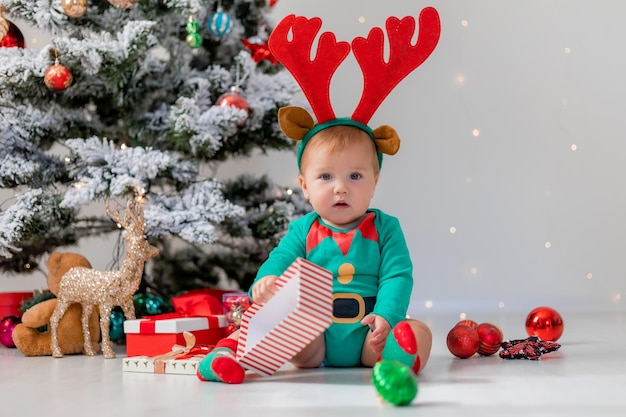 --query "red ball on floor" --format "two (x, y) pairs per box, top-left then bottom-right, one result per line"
(476, 322), (503, 356)
(446, 324), (480, 359)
